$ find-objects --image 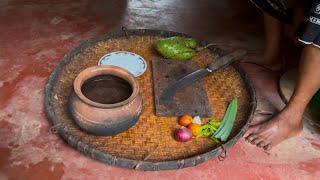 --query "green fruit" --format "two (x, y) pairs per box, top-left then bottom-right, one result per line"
(156, 40), (195, 60)
(155, 36), (198, 60)
(166, 37), (198, 48)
